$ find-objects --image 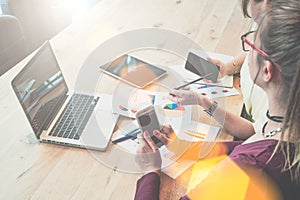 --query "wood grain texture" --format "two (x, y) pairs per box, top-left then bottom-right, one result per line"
(0, 0), (250, 199)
